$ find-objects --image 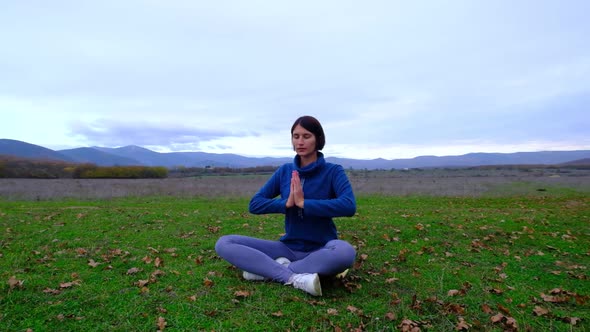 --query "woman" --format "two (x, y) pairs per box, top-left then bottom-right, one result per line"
(215, 116), (357, 296)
